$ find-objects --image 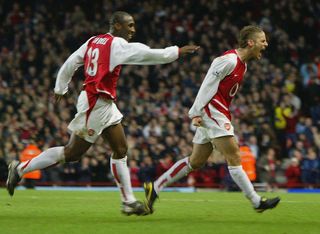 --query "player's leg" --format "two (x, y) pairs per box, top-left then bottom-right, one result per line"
(102, 123), (134, 202)
(151, 126), (213, 195)
(7, 133), (92, 196)
(102, 123), (148, 215)
(154, 142), (213, 193)
(213, 136), (280, 212)
(213, 136), (260, 205)
(144, 142), (213, 213)
(18, 133), (92, 174)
